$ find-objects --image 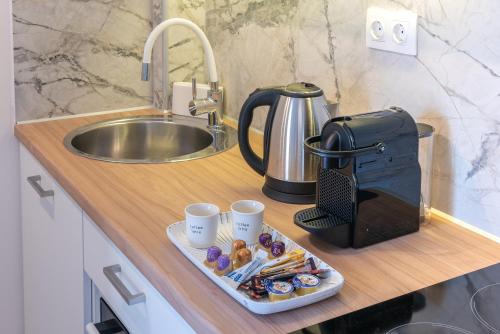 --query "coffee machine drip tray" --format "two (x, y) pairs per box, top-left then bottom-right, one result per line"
(294, 208), (351, 248)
